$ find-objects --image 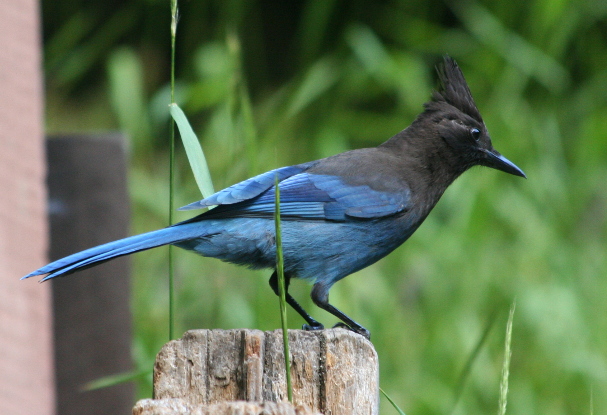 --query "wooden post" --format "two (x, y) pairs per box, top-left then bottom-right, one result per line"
(133, 328), (379, 415)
